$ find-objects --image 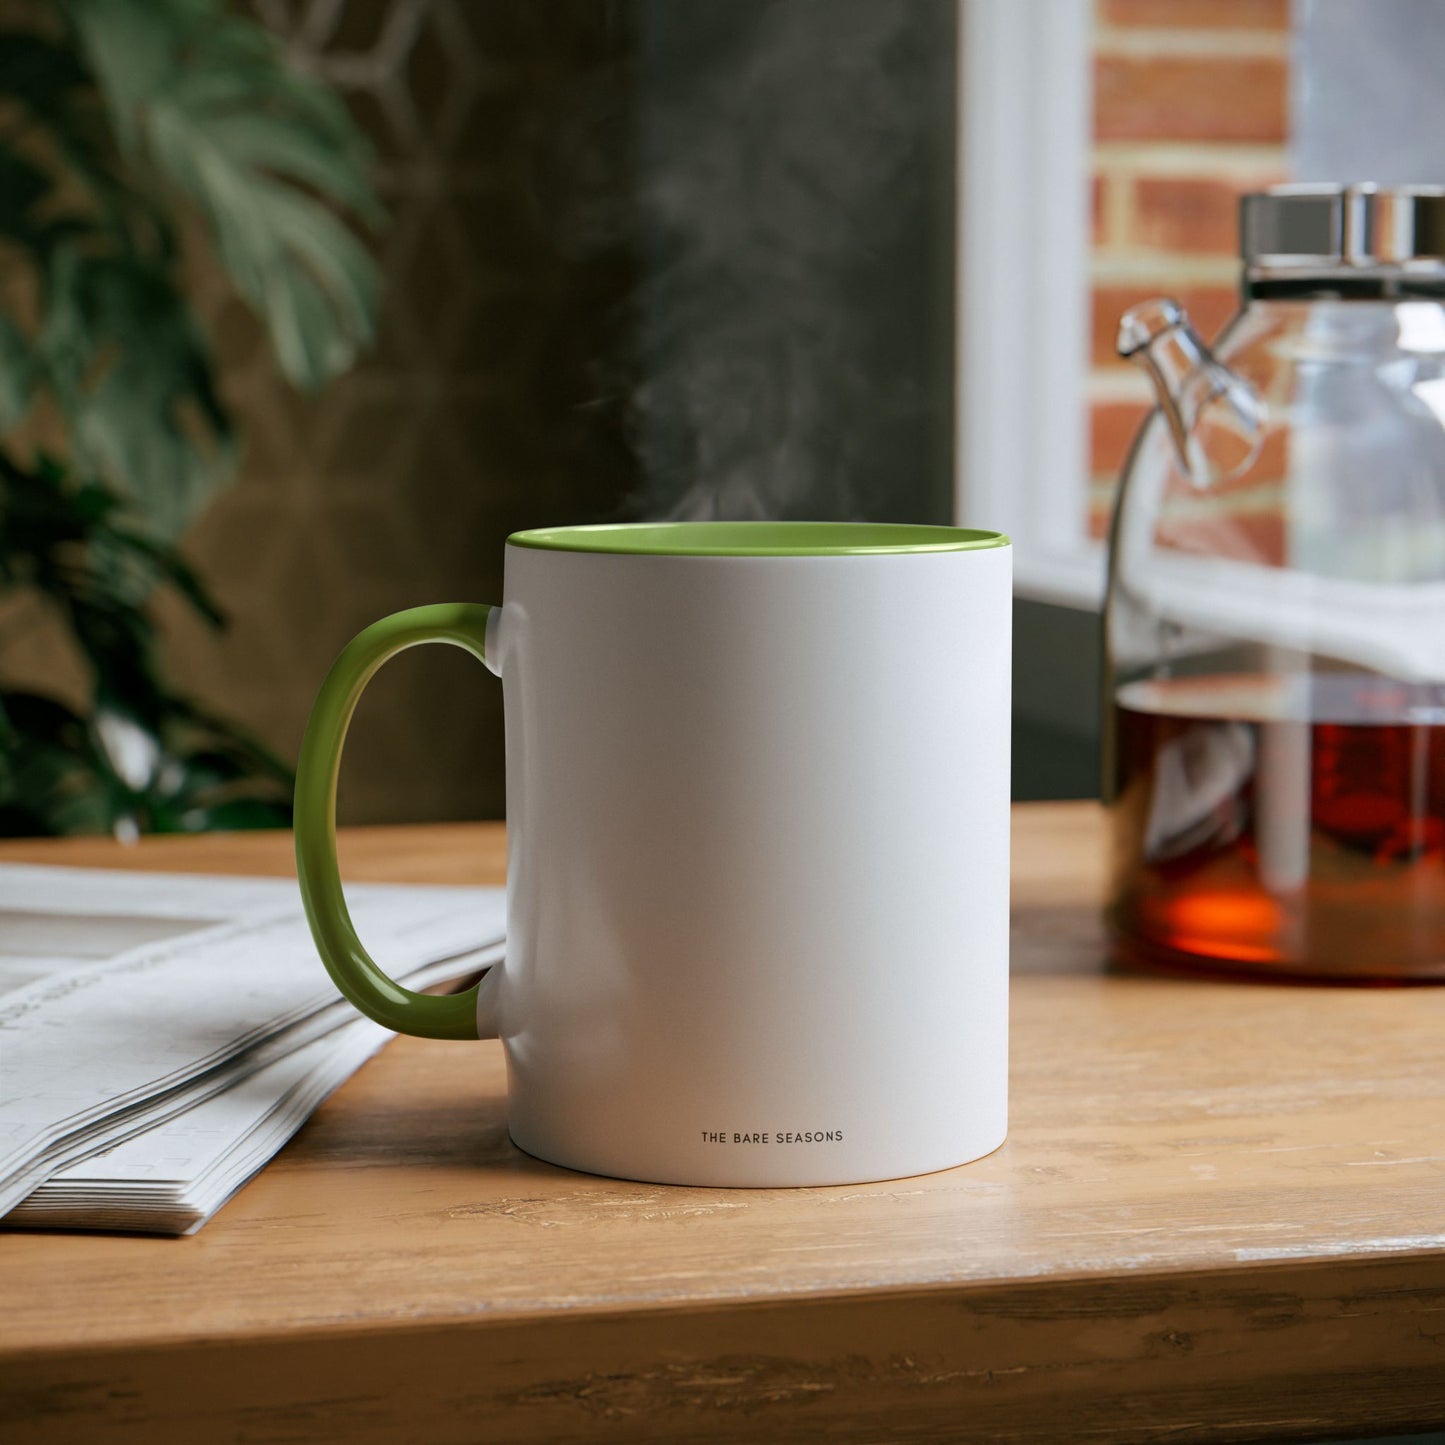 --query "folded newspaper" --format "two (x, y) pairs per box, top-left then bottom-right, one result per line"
(0, 864), (505, 1235)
